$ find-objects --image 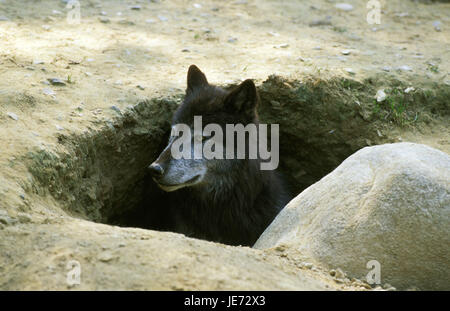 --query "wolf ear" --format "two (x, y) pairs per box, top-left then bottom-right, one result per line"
(224, 79), (258, 117)
(187, 65), (208, 92)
